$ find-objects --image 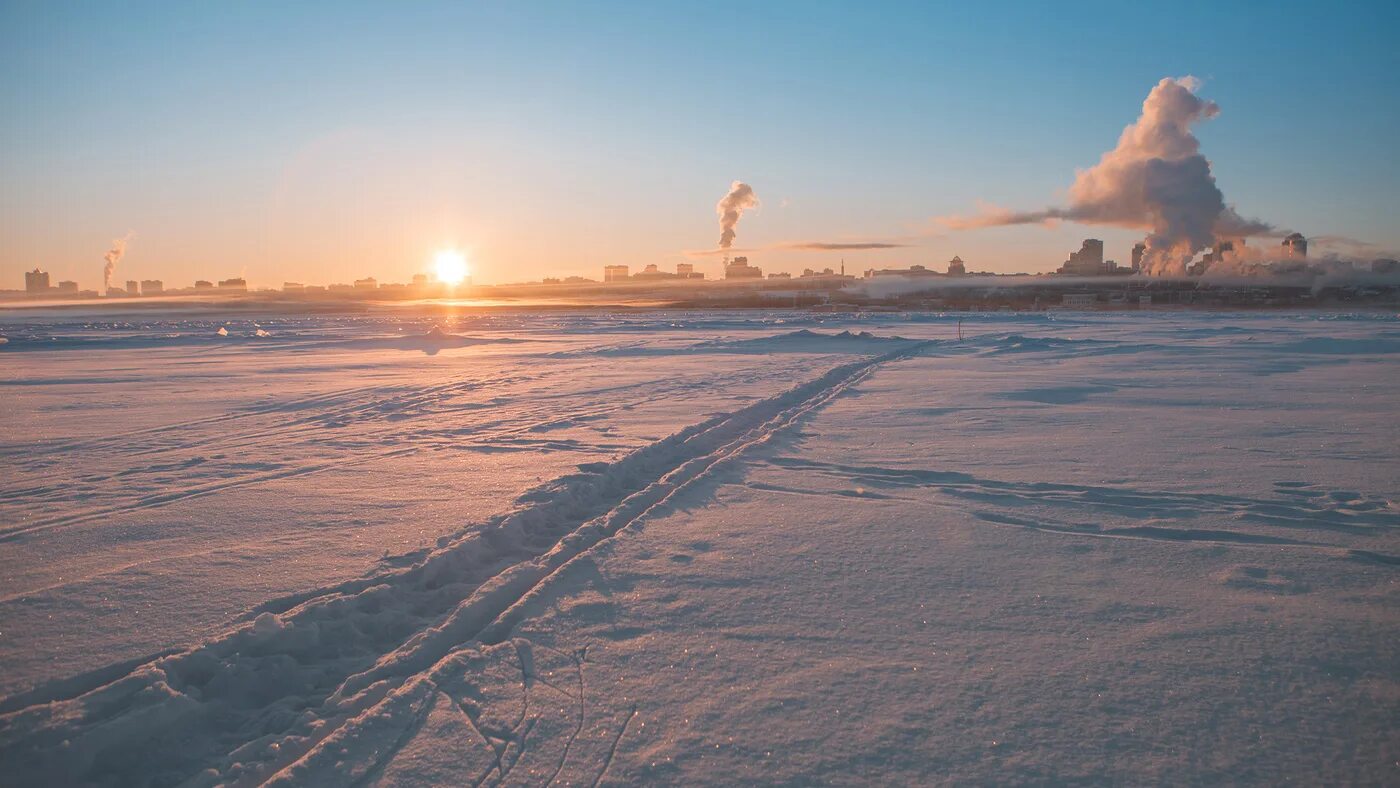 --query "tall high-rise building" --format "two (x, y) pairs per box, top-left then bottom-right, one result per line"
(140, 280), (164, 295)
(1058, 239), (1107, 275)
(24, 268), (50, 293)
(676, 263), (694, 277)
(125, 279), (139, 295)
(947, 256), (966, 276)
(603, 265), (629, 282)
(1078, 239), (1104, 266)
(1131, 243), (1146, 272)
